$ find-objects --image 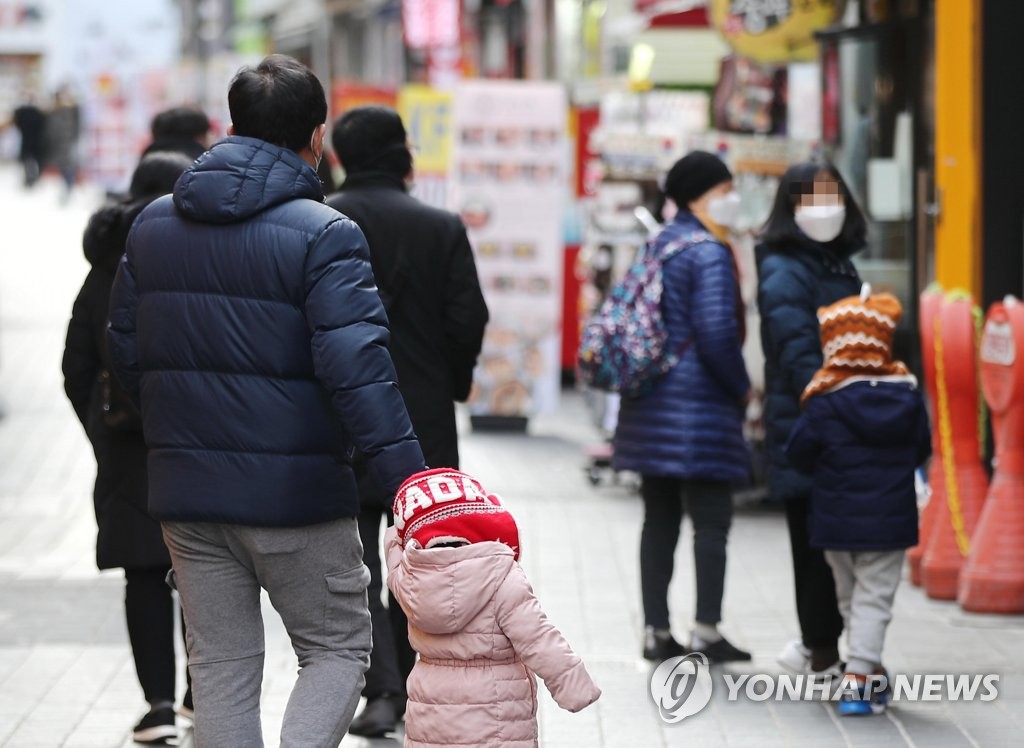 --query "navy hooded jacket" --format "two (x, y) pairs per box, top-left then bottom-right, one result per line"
(613, 212), (751, 483)
(107, 136), (426, 526)
(786, 379), (931, 551)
